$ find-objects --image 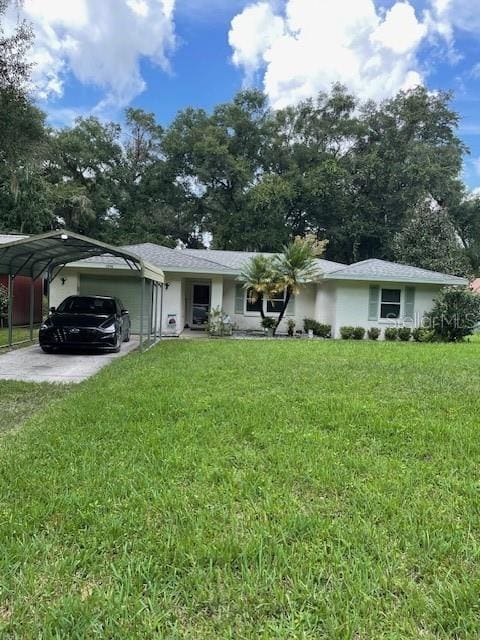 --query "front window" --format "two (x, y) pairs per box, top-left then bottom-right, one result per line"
(266, 290), (285, 313)
(246, 288), (263, 312)
(380, 289), (401, 319)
